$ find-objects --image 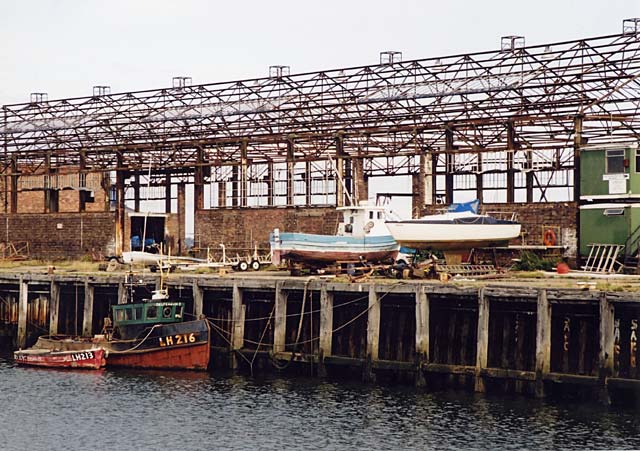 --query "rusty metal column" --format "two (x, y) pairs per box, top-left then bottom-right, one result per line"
(133, 174), (141, 212)
(17, 277), (28, 348)
(49, 280), (60, 335)
(10, 155), (18, 214)
(476, 152), (484, 204)
(286, 139), (295, 206)
(79, 149), (87, 212)
(194, 147), (205, 211)
(535, 289), (551, 398)
(506, 121), (516, 204)
(164, 174), (172, 213)
(335, 135), (345, 207)
(177, 183), (186, 255)
(444, 127), (455, 204)
(267, 161), (274, 207)
(574, 116), (583, 264)
(526, 150), (534, 203)
(274, 282), (288, 354)
(305, 161), (312, 206)
(82, 278), (94, 337)
(115, 152), (126, 256)
(412, 153), (428, 218)
(240, 140), (248, 207)
(353, 157), (368, 203)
